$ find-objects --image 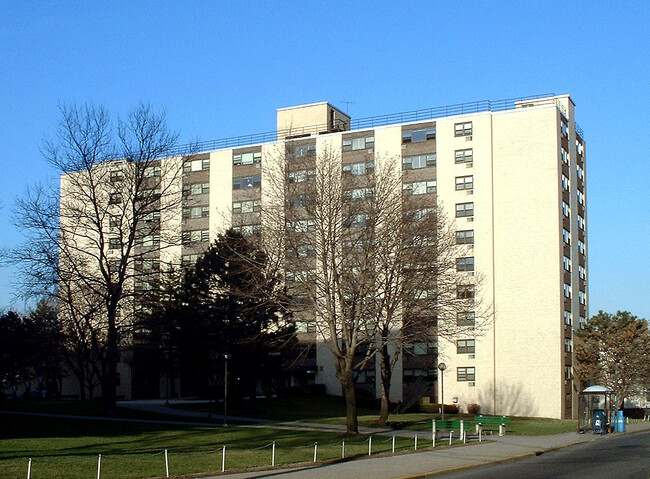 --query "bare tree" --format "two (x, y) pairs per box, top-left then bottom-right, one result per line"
(12, 103), (190, 413)
(262, 141), (489, 431)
